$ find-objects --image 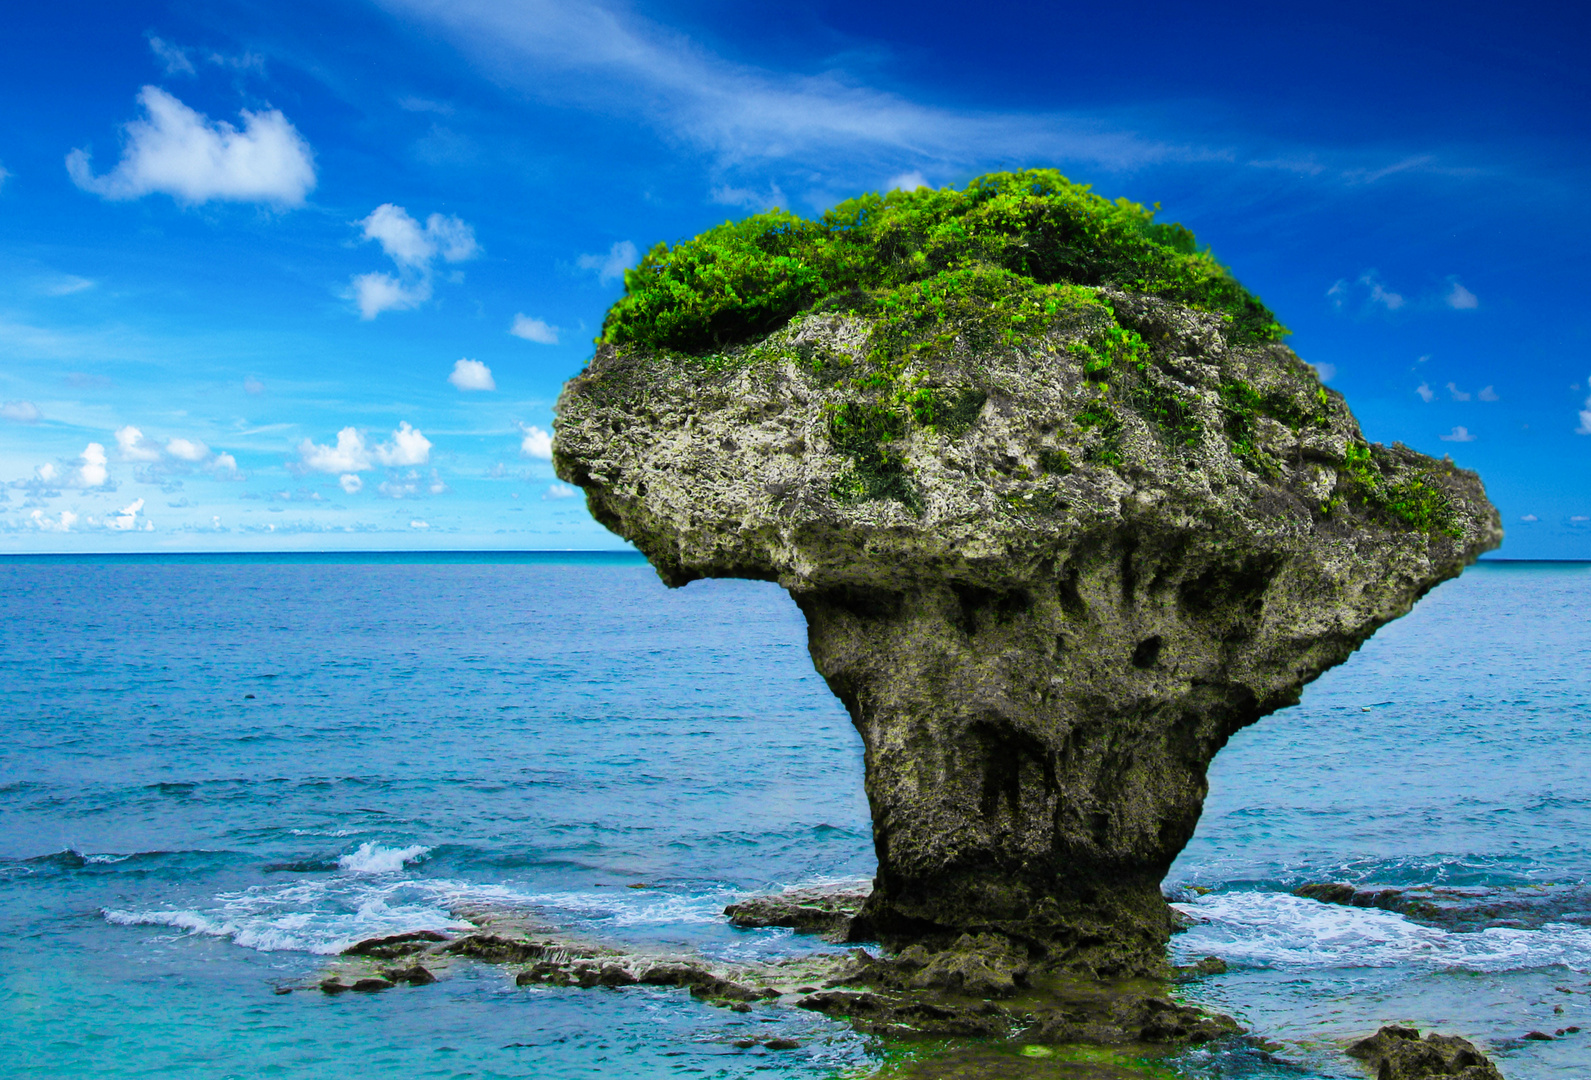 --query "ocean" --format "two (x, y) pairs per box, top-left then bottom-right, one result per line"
(1, 554), (1587, 1079)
